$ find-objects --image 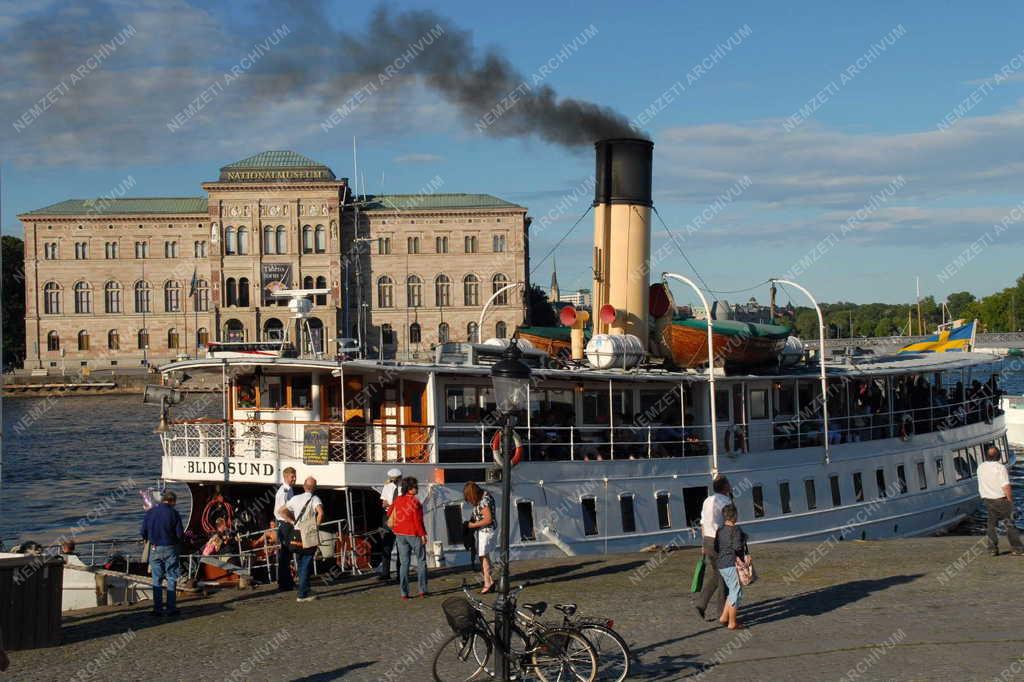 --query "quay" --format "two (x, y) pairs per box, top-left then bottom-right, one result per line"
(7, 535), (1024, 681)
